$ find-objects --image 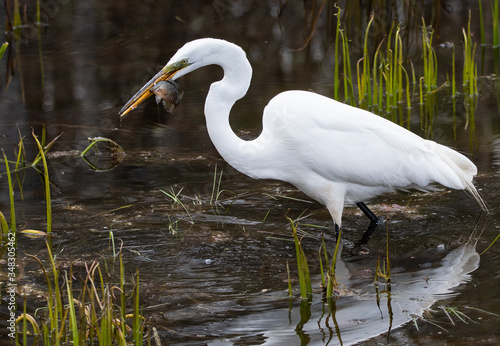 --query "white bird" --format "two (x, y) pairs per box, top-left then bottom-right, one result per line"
(119, 38), (487, 230)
